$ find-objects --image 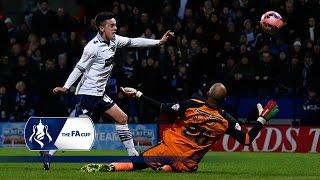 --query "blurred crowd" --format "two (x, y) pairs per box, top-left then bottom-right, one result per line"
(0, 0), (319, 123)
